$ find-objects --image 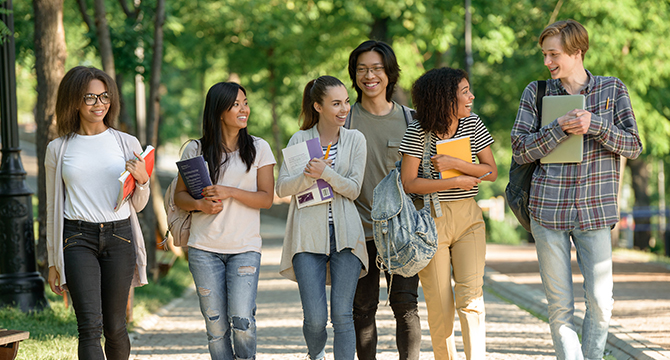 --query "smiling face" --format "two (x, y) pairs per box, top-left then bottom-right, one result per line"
(221, 89), (249, 132)
(355, 51), (388, 102)
(78, 79), (110, 134)
(314, 85), (350, 128)
(541, 34), (583, 80)
(454, 78), (474, 119)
